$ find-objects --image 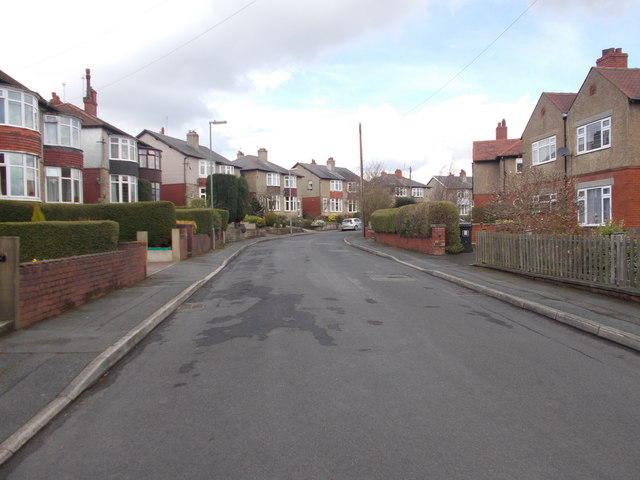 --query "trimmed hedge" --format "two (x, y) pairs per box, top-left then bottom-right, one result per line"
(0, 200), (175, 246)
(0, 221), (119, 262)
(370, 208), (399, 233)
